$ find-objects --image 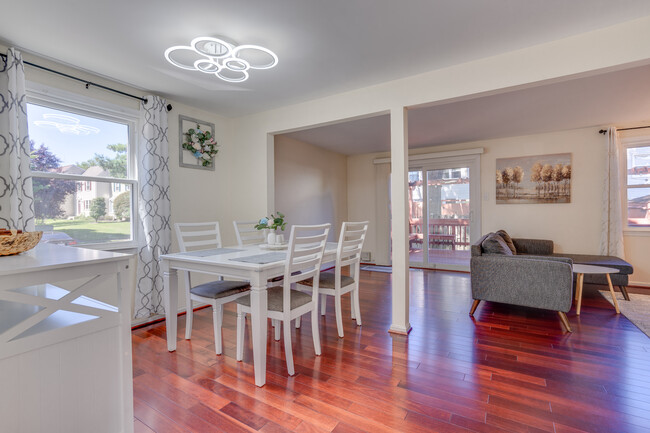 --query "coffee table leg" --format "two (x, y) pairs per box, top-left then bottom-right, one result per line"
(606, 274), (620, 314)
(576, 273), (584, 316)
